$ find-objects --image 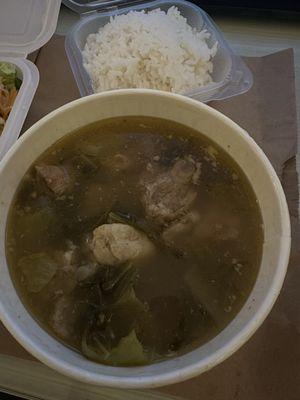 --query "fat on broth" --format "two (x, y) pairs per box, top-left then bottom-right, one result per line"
(6, 117), (263, 366)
